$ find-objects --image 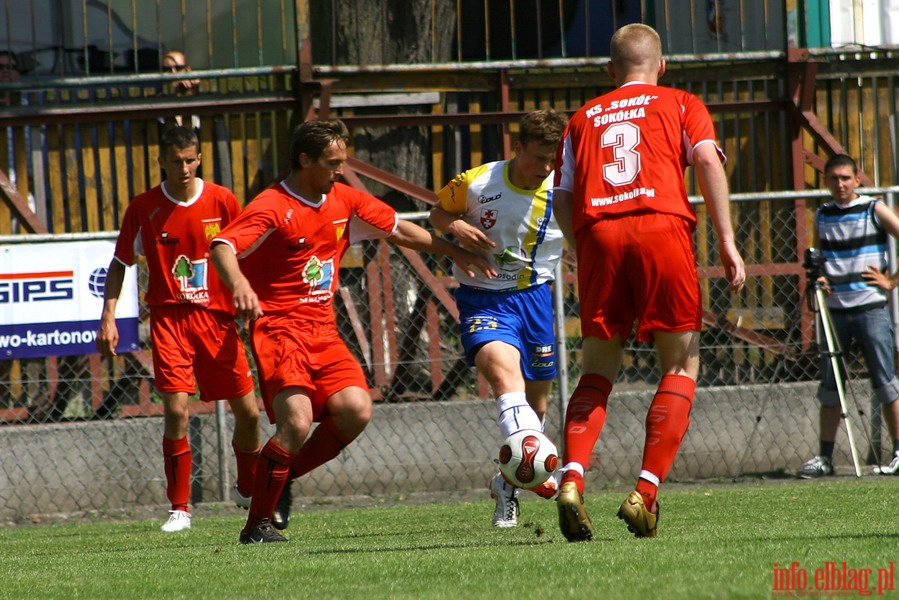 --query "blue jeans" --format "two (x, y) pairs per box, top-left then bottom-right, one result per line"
(817, 304), (899, 406)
